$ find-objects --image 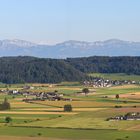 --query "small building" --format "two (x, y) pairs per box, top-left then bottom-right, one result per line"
(107, 112), (140, 121)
